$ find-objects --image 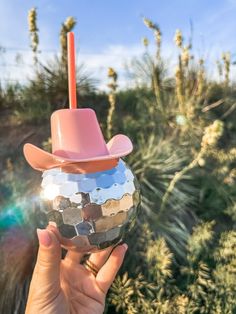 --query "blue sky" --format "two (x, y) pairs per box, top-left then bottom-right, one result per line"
(0, 0), (236, 88)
